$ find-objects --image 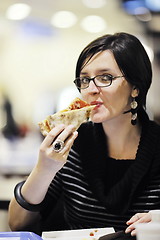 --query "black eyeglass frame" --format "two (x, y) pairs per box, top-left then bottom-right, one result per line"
(73, 74), (124, 89)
